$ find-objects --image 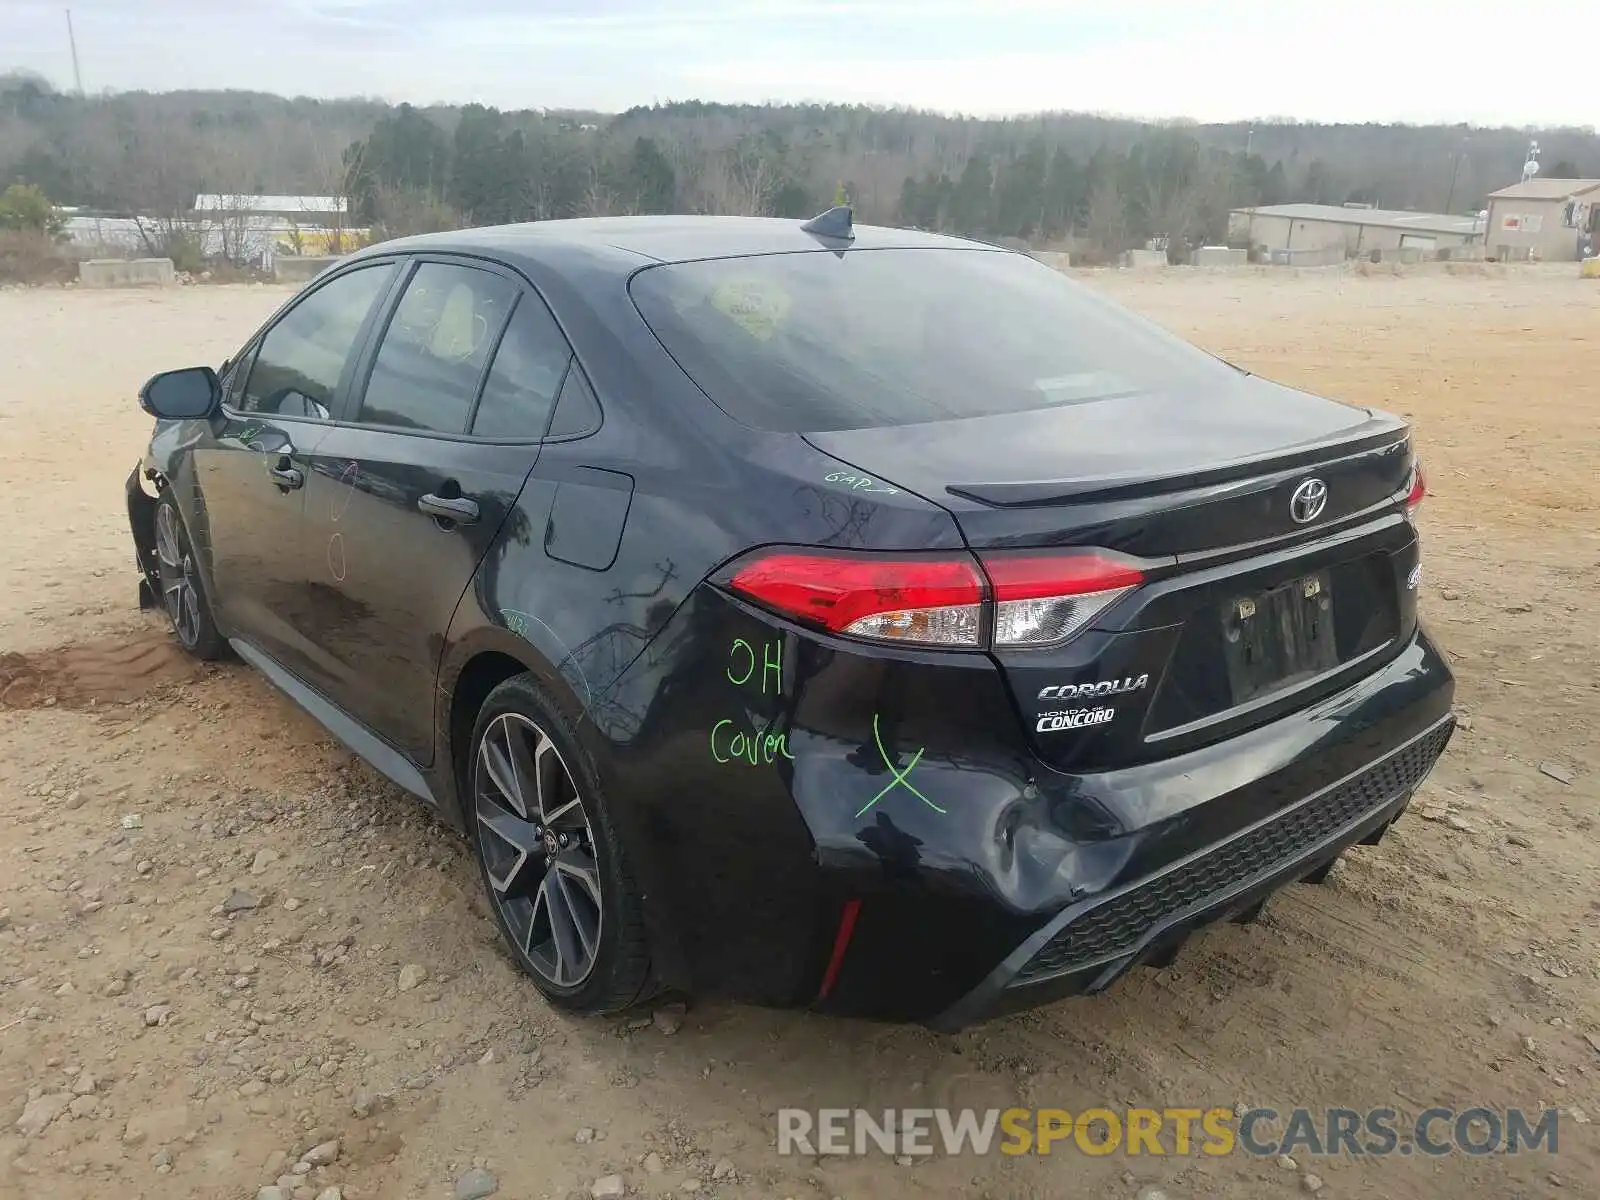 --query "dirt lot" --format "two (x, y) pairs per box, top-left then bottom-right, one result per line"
(1, 266), (1596, 1200)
